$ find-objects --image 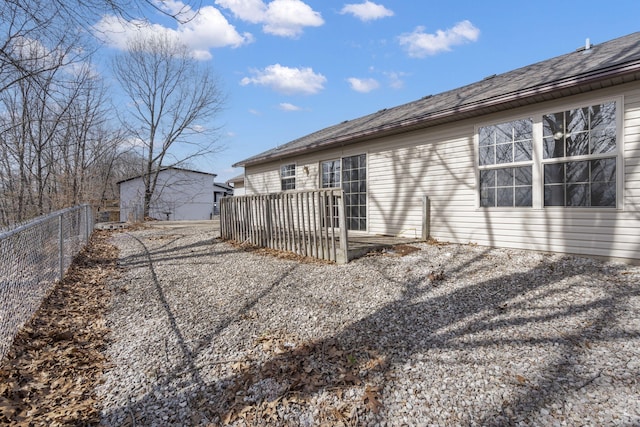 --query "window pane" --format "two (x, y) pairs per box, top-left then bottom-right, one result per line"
(281, 178), (295, 191)
(496, 168), (513, 187)
(591, 158), (616, 183)
(514, 167), (532, 186)
(496, 143), (513, 164)
(515, 187), (532, 207)
(543, 112), (564, 138)
(543, 112), (565, 158)
(591, 182), (616, 207)
(544, 164), (564, 184)
(566, 132), (589, 157)
(591, 128), (616, 154)
(513, 119), (533, 141)
(567, 107), (589, 135)
(514, 140), (532, 162)
(544, 185), (565, 206)
(481, 188), (495, 207)
(480, 170), (495, 189)
(567, 184), (589, 206)
(495, 122), (513, 143)
(543, 136), (562, 159)
(281, 164), (295, 177)
(566, 161), (589, 183)
(591, 102), (616, 132)
(479, 146), (494, 166)
(321, 160), (340, 188)
(479, 127), (493, 146)
(497, 188), (513, 207)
